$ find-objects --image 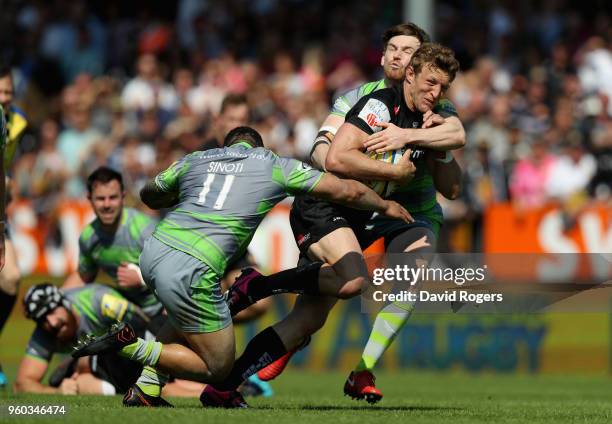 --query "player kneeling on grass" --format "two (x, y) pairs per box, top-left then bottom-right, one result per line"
(71, 126), (412, 408)
(14, 283), (151, 396)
